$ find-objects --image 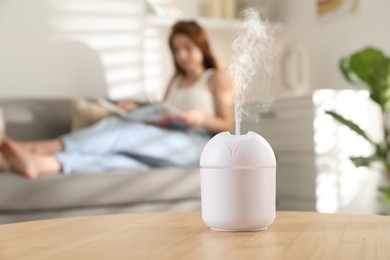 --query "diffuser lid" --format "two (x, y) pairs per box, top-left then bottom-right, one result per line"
(200, 131), (276, 168)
